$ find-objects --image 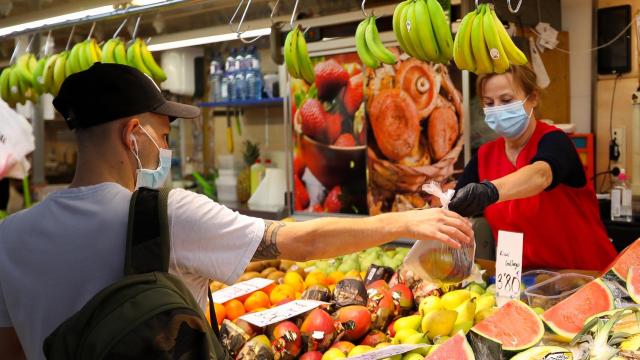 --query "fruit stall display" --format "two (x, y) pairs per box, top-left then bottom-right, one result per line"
(208, 240), (640, 359)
